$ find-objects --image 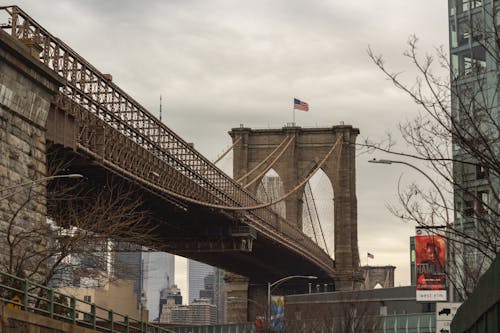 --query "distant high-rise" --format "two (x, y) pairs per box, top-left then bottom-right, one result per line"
(113, 247), (176, 321)
(188, 259), (225, 322)
(158, 284), (182, 321)
(112, 243), (143, 306)
(256, 175), (285, 218)
(188, 260), (213, 304)
(143, 252), (175, 321)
